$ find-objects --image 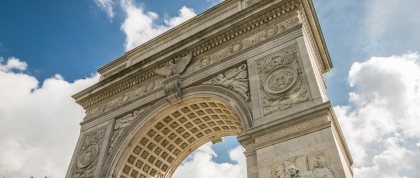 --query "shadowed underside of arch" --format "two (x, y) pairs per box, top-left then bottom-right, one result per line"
(113, 97), (245, 178)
